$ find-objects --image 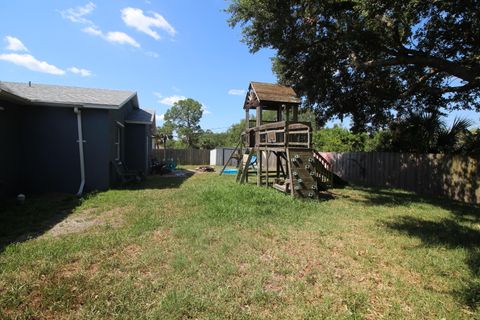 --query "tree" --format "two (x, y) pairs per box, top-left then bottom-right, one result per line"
(154, 123), (174, 149)
(312, 125), (368, 152)
(164, 98), (203, 148)
(462, 129), (480, 157)
(390, 112), (473, 153)
(198, 130), (228, 149)
(227, 1), (480, 131)
(298, 108), (318, 131)
(224, 119), (248, 146)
